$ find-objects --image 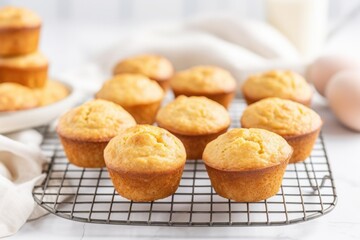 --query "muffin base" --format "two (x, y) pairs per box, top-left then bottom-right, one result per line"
(163, 128), (227, 160)
(205, 158), (289, 202)
(0, 26), (40, 57)
(173, 90), (235, 109)
(59, 135), (108, 168)
(124, 100), (162, 124)
(154, 78), (170, 92)
(243, 93), (312, 107)
(107, 165), (184, 202)
(285, 128), (321, 163)
(0, 64), (48, 88)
